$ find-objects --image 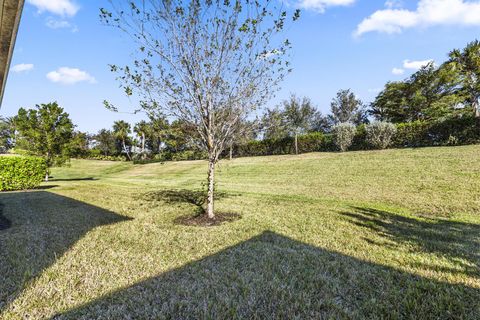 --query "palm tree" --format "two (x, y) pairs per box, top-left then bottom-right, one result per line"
(113, 120), (132, 160)
(134, 120), (149, 154)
